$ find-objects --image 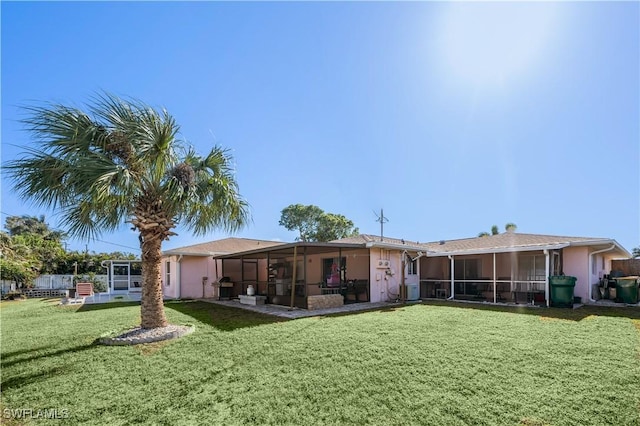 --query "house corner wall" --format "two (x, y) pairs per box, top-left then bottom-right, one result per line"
(562, 247), (590, 302)
(161, 256), (178, 299)
(369, 248), (403, 303)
